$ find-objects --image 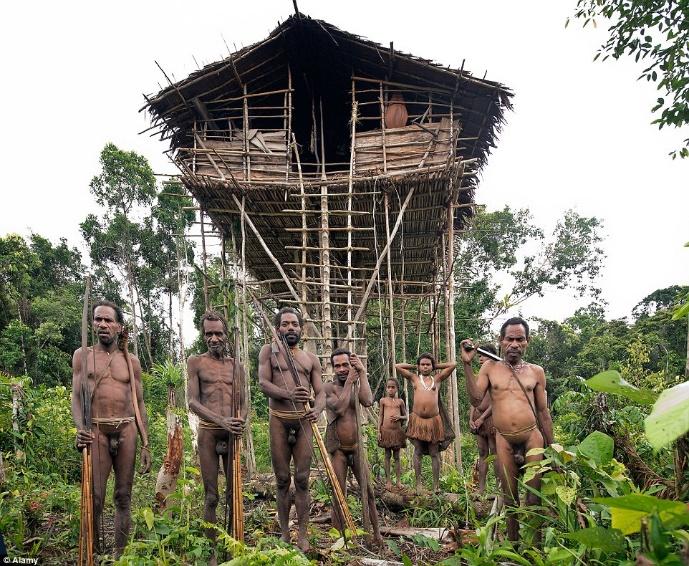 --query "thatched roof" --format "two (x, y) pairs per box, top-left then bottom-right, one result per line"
(145, 14), (511, 172)
(143, 13), (513, 300)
